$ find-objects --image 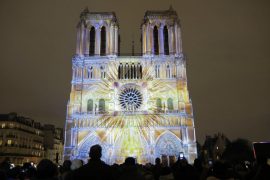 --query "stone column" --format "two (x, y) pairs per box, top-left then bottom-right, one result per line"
(142, 24), (146, 55)
(176, 62), (180, 78)
(109, 24), (113, 55)
(106, 25), (109, 55)
(146, 24), (150, 55)
(114, 26), (118, 55)
(76, 25), (82, 55)
(170, 26), (175, 54)
(150, 25), (153, 55)
(72, 67), (75, 80)
(169, 25), (175, 55)
(178, 26), (182, 54)
(84, 67), (88, 79)
(95, 26), (101, 55)
(175, 23), (182, 55)
(84, 27), (89, 56)
(80, 25), (85, 56)
(159, 25), (164, 55)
